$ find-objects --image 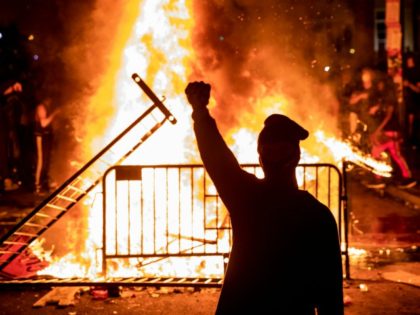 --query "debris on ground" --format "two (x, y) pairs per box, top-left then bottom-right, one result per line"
(33, 287), (86, 308)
